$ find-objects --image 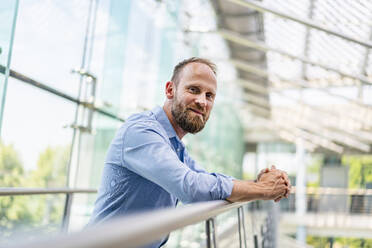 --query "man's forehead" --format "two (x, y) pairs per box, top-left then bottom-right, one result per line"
(181, 62), (216, 77)
(180, 62), (217, 87)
